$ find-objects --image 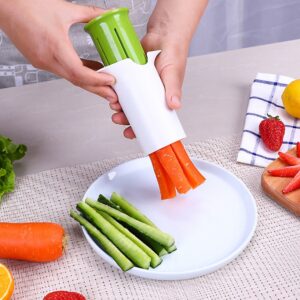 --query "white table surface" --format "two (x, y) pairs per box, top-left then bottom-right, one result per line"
(1, 39), (299, 176)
